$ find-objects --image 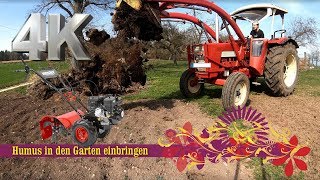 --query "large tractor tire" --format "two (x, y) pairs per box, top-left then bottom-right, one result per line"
(264, 43), (299, 96)
(71, 120), (97, 147)
(222, 72), (250, 110)
(180, 70), (204, 98)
